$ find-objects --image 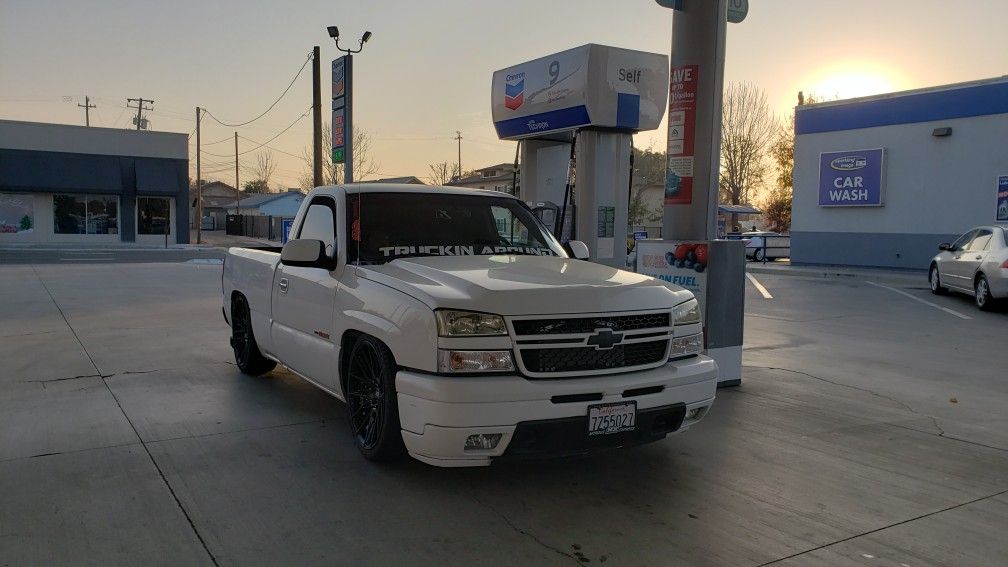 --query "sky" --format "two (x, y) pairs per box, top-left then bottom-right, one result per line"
(2, 0), (1006, 189)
